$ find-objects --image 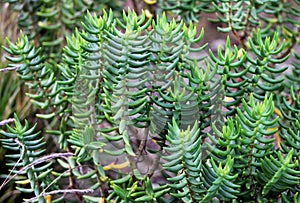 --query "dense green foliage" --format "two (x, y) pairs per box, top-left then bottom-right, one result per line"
(0, 0), (300, 202)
